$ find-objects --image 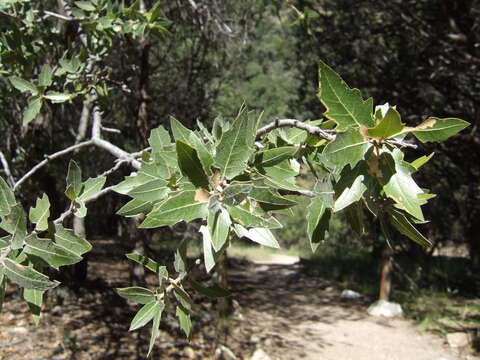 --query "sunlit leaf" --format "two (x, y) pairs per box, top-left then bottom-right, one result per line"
(29, 194), (50, 231)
